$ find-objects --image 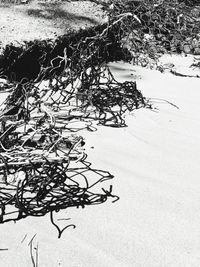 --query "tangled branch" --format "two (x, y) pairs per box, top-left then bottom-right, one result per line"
(0, 18), (147, 232)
